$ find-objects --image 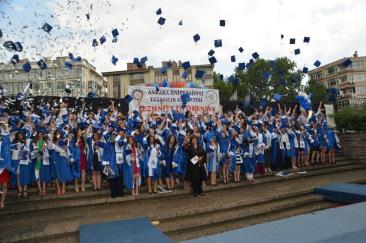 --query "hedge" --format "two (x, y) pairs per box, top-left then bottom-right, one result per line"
(334, 103), (366, 132)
